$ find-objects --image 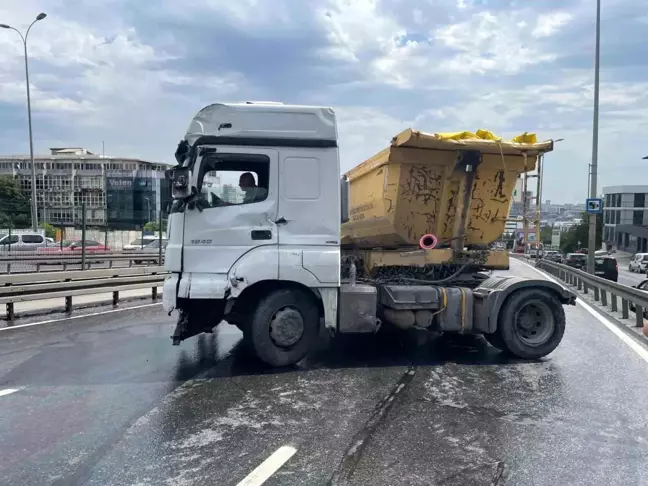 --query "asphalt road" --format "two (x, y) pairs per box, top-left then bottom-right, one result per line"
(1, 259), (647, 486)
